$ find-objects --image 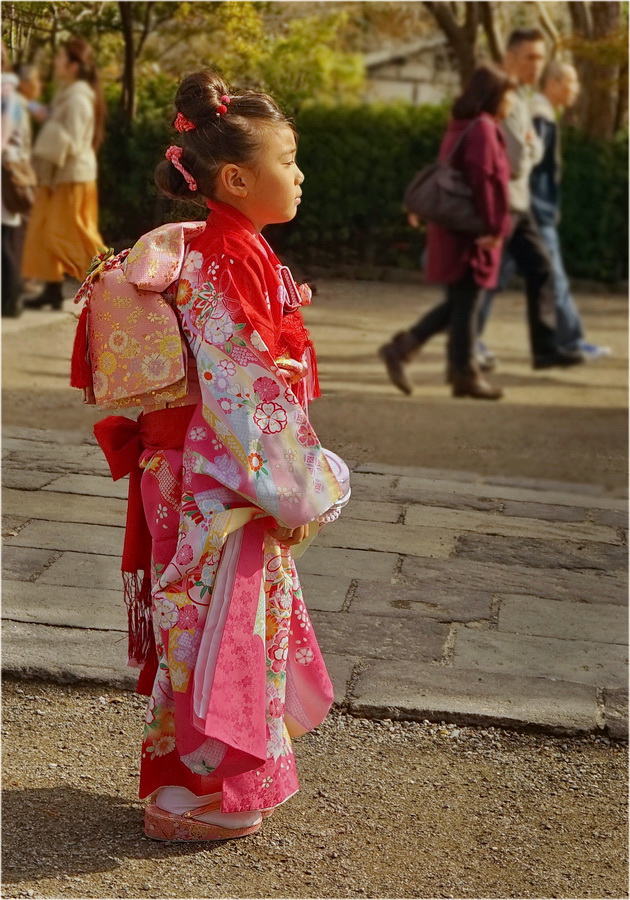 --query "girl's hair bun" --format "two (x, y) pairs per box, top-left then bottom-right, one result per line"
(176, 71), (231, 125)
(156, 69), (293, 202)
